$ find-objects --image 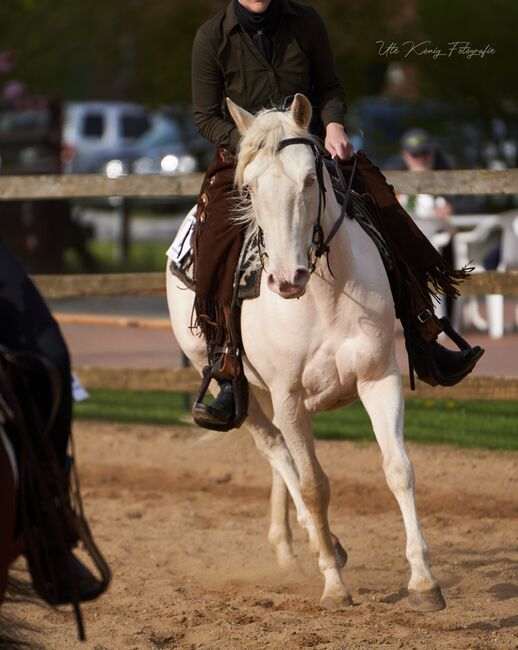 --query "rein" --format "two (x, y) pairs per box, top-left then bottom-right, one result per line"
(277, 137), (357, 275)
